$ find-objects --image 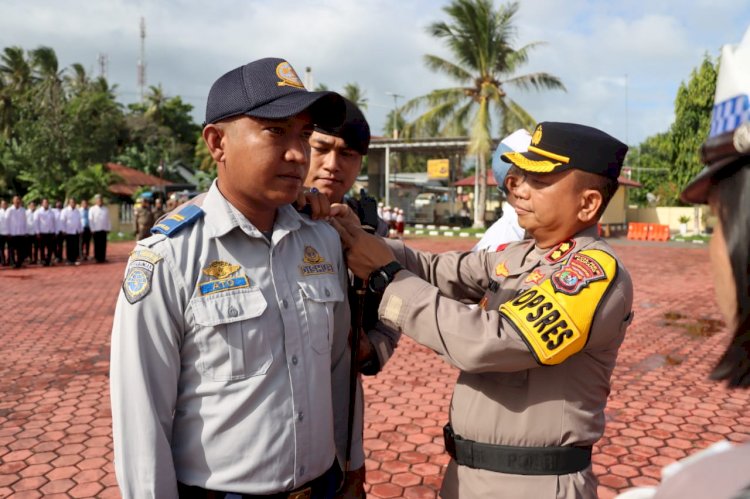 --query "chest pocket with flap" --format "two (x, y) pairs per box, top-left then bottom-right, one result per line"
(297, 278), (344, 355)
(191, 288), (271, 381)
